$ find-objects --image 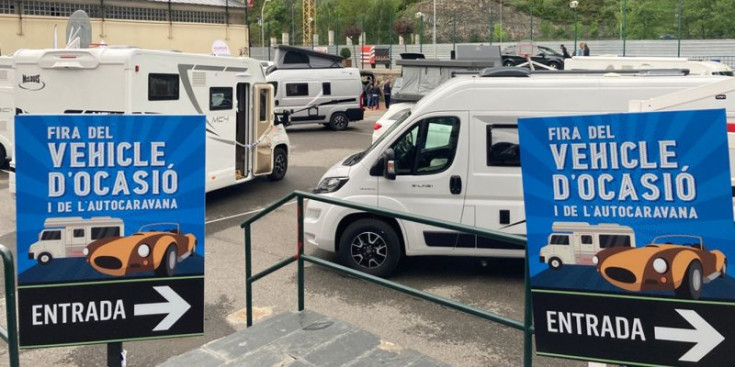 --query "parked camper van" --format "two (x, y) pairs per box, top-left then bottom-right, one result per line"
(0, 56), (14, 165)
(540, 222), (635, 269)
(304, 69), (735, 277)
(29, 217), (124, 264)
(11, 48), (289, 193)
(564, 56), (734, 76)
(266, 45), (364, 131)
